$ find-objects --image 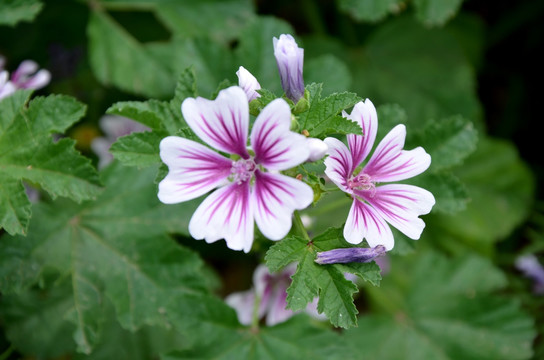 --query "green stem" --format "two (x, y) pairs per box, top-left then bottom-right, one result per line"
(0, 345), (14, 360)
(292, 210), (311, 241)
(251, 292), (261, 332)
